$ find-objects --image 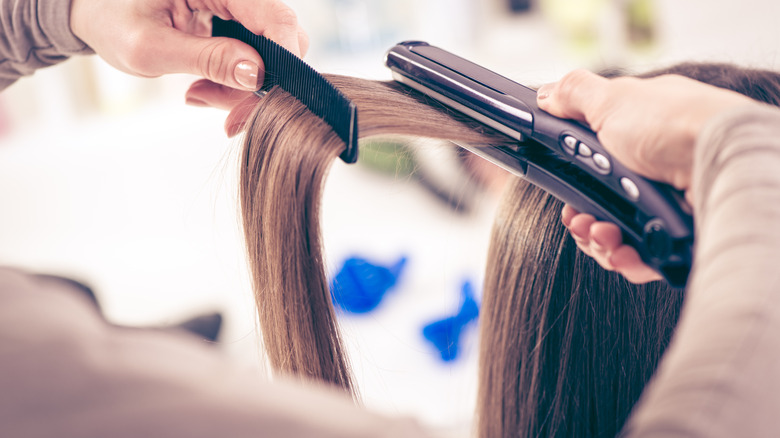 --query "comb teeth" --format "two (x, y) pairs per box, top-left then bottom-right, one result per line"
(212, 17), (359, 163)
